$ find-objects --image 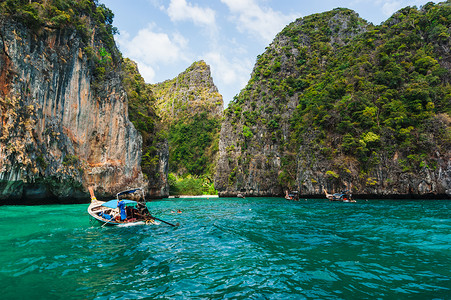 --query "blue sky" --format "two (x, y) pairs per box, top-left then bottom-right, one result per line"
(101, 0), (440, 107)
